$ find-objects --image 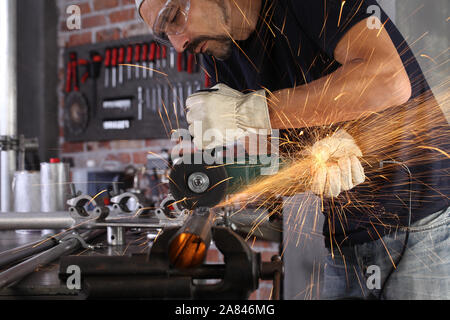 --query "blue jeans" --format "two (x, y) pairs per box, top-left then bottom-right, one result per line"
(321, 206), (450, 300)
